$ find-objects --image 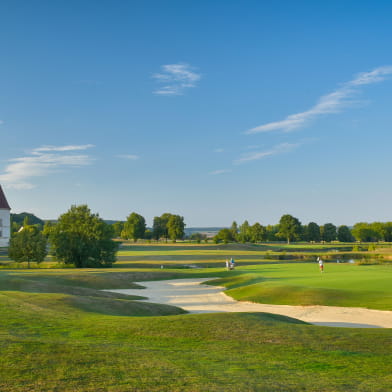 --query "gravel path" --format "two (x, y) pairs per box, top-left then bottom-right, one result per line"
(105, 278), (392, 328)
